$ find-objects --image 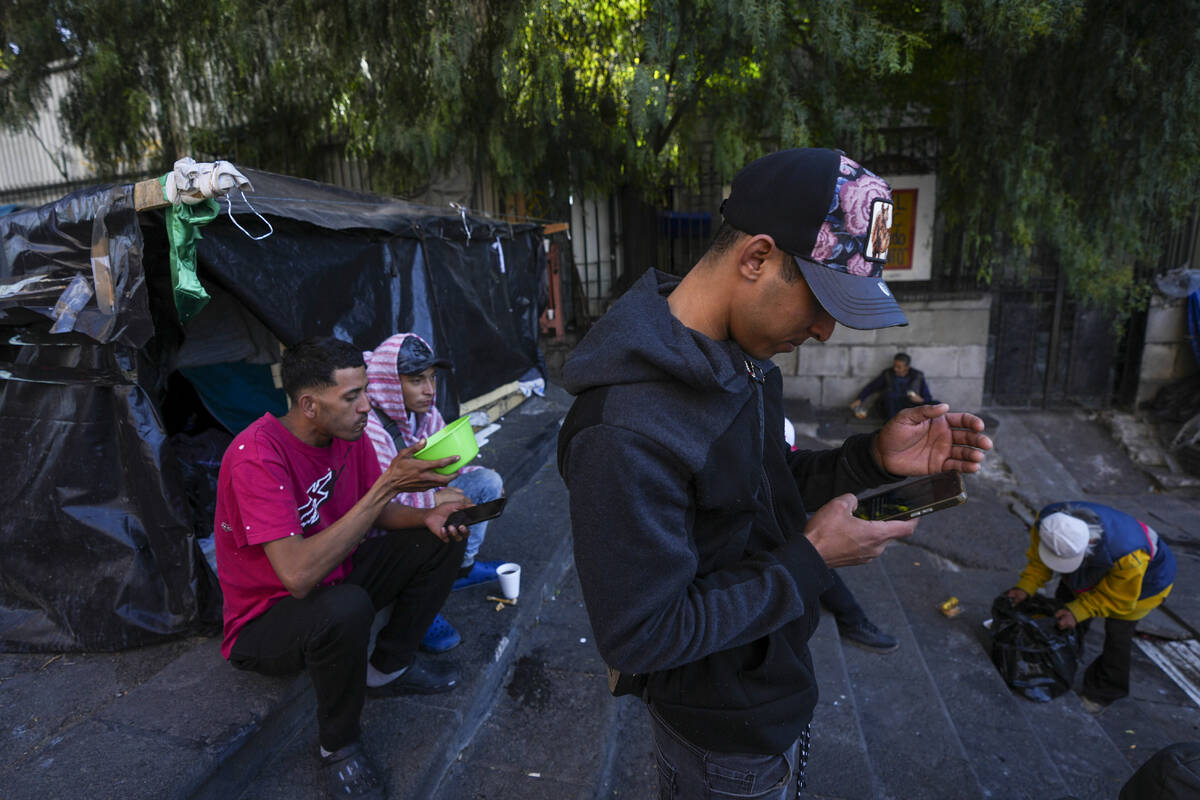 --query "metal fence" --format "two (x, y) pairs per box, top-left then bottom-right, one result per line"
(566, 143), (726, 327)
(569, 193), (622, 320)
